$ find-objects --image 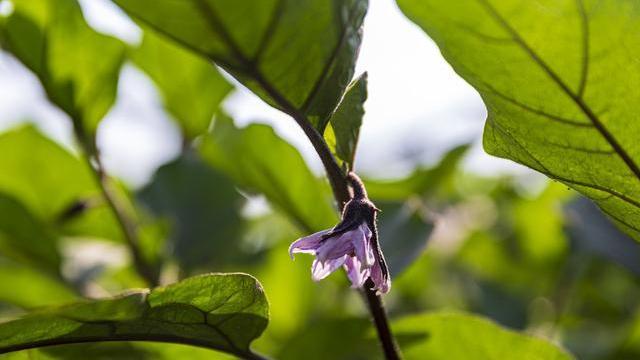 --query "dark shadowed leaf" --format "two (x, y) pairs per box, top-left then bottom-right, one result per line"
(131, 30), (232, 139)
(277, 318), (376, 360)
(397, 0), (640, 242)
(0, 274), (268, 358)
(137, 152), (245, 272)
(393, 312), (573, 360)
(1, 0), (124, 140)
(111, 0), (367, 131)
(199, 114), (338, 232)
(565, 196), (640, 275)
(378, 201), (434, 277)
(324, 73), (367, 170)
